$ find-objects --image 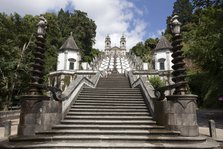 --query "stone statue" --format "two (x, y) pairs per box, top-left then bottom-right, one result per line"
(37, 15), (47, 37)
